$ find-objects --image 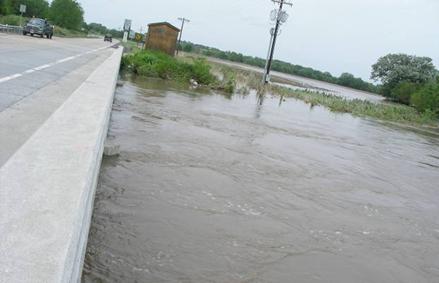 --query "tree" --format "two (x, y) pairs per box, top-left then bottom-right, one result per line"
(411, 78), (439, 115)
(49, 0), (83, 30)
(0, 0), (18, 15)
(390, 81), (422, 105)
(371, 54), (436, 97)
(21, 0), (49, 18)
